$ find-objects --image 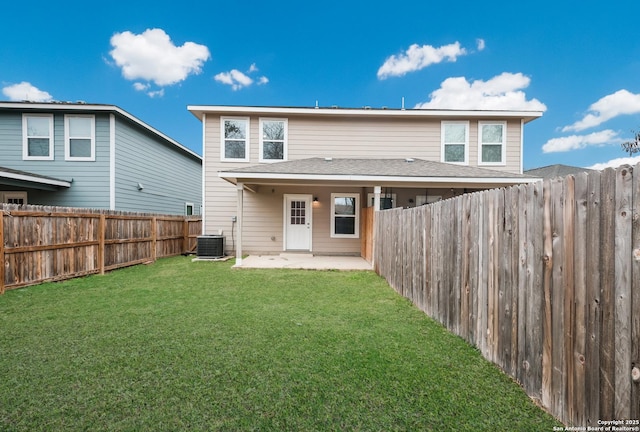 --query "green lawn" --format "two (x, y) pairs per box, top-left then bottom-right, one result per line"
(0, 256), (560, 431)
